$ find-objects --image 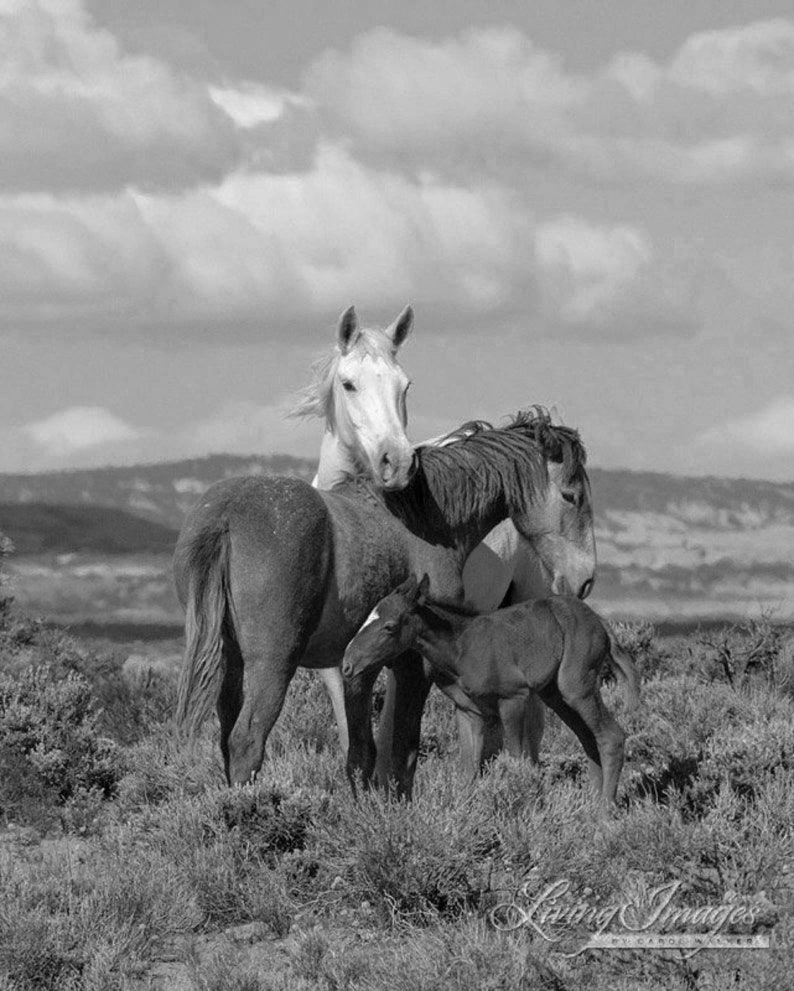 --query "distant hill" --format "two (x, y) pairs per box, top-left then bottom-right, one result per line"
(1, 455), (794, 621)
(587, 468), (794, 525)
(0, 454), (316, 530)
(0, 456), (791, 533)
(0, 504), (178, 556)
